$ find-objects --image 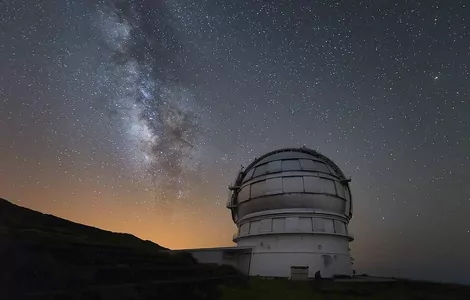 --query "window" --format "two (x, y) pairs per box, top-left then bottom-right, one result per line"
(265, 178), (282, 195)
(282, 159), (300, 171)
(267, 160), (282, 173)
(250, 180), (266, 198)
(283, 177), (303, 193)
(238, 186), (250, 202)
